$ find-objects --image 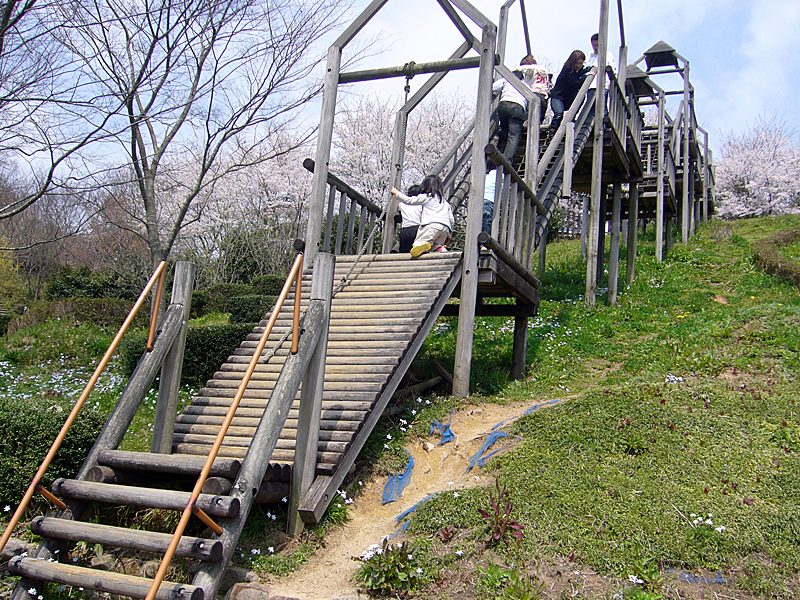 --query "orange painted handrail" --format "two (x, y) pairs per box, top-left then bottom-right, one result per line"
(0, 261), (168, 556)
(146, 269), (167, 351)
(145, 253), (304, 600)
